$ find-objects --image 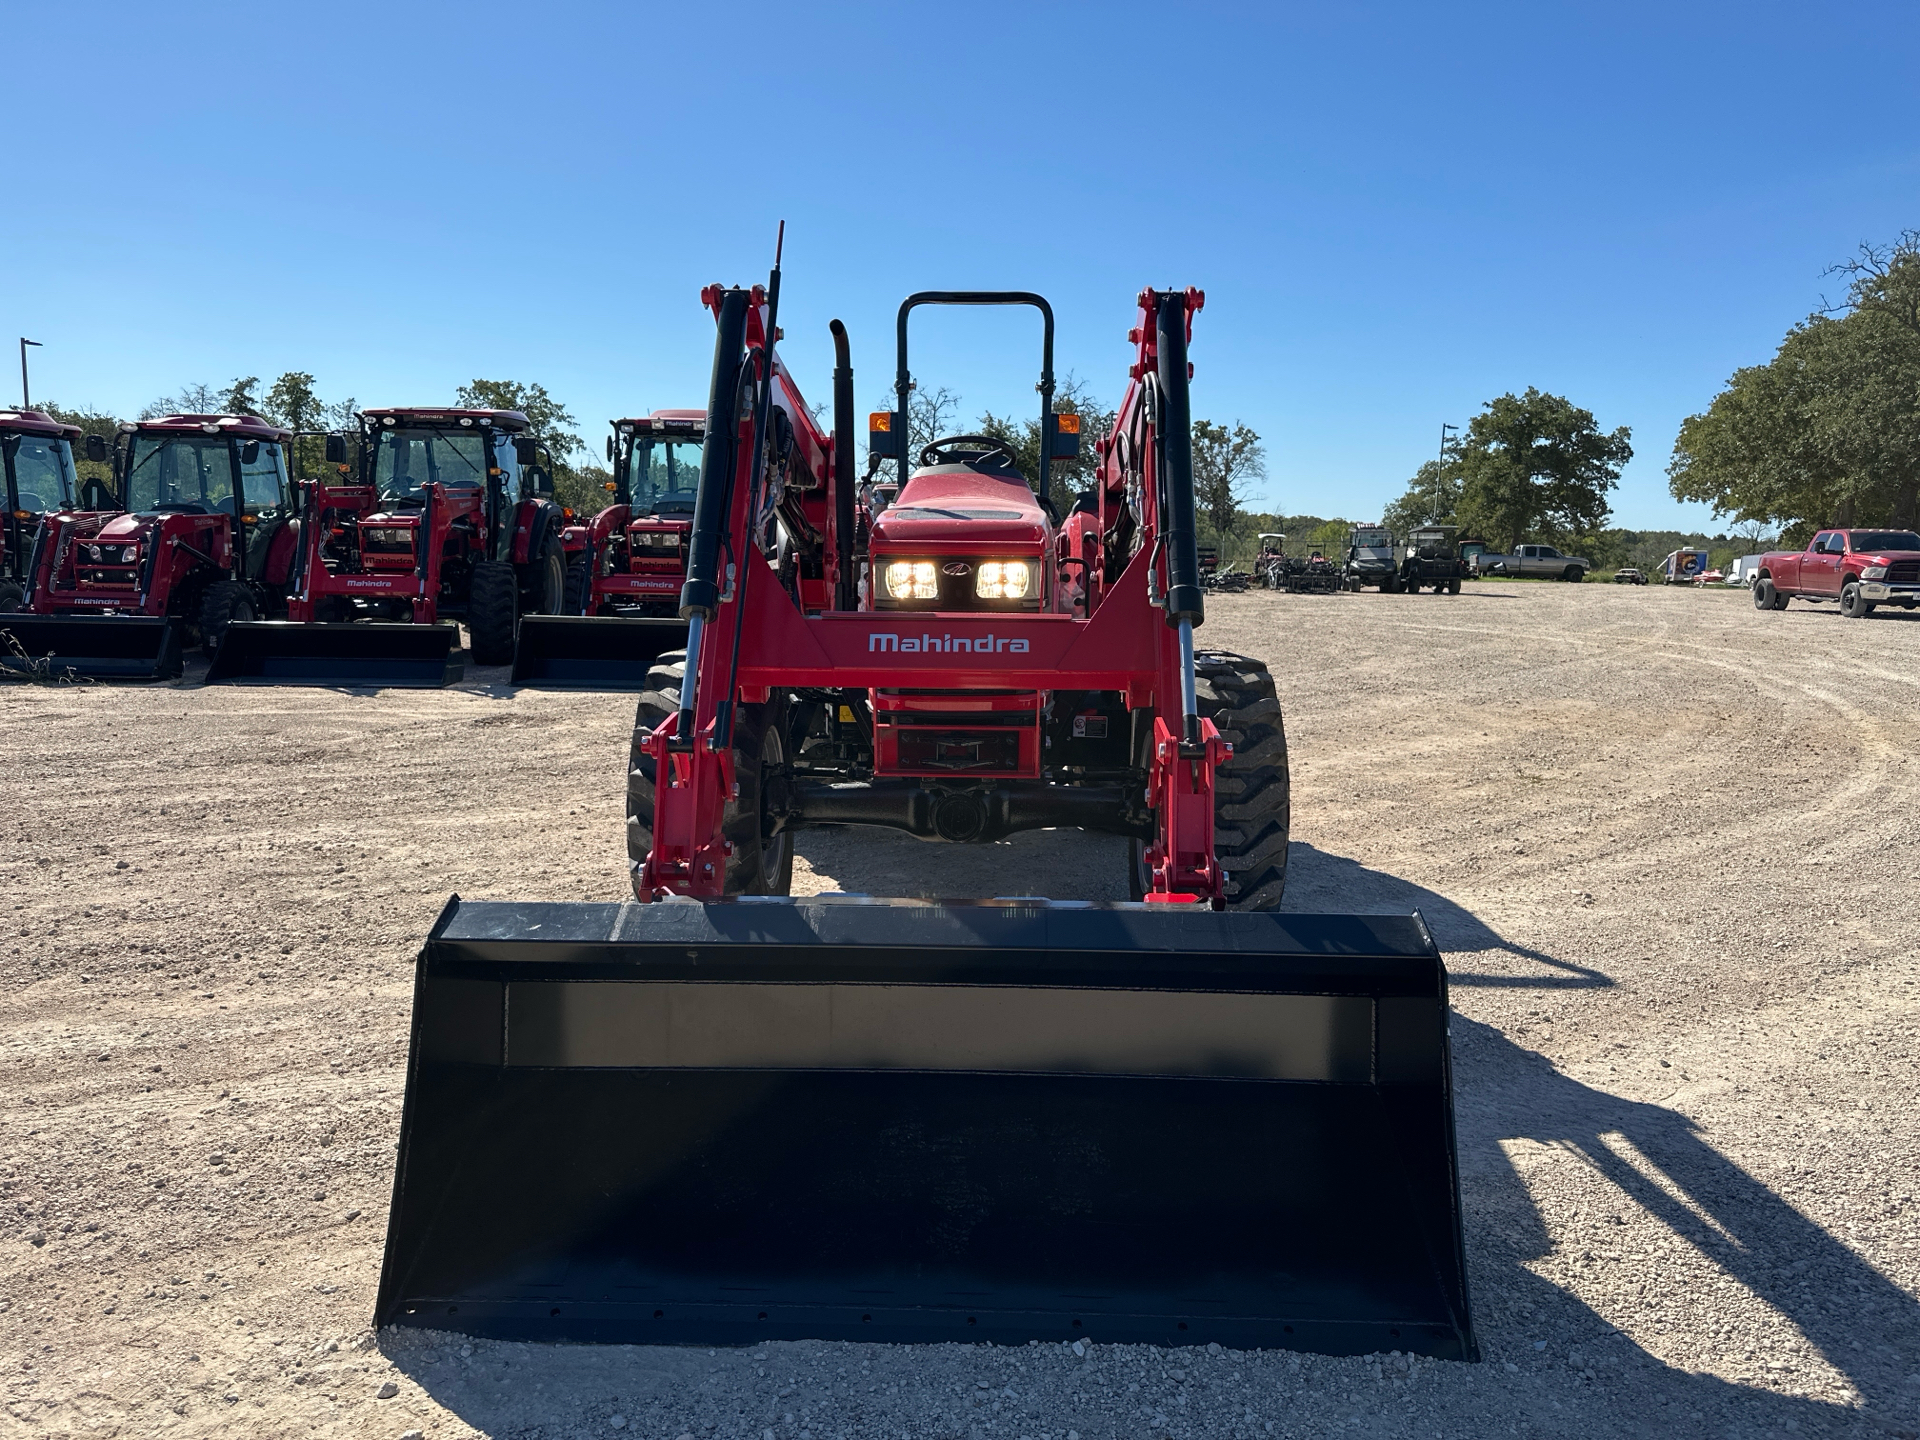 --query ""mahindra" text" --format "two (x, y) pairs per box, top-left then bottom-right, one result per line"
(868, 632), (1030, 654)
